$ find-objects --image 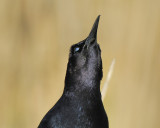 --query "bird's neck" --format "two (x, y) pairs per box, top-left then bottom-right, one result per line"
(63, 76), (101, 100)
(63, 65), (103, 100)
